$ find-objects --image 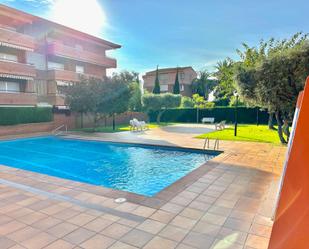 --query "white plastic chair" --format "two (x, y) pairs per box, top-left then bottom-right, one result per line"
(215, 121), (226, 130)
